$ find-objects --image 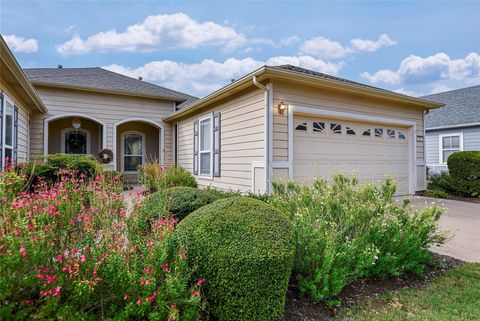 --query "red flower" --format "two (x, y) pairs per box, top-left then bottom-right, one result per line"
(197, 278), (206, 287)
